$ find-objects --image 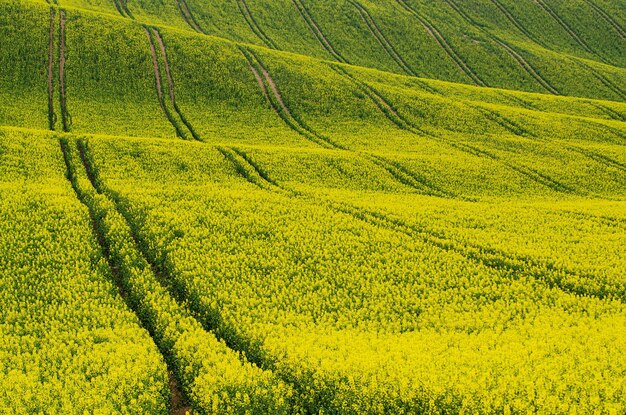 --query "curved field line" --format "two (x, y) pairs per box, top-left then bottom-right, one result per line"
(586, 0), (626, 40)
(588, 102), (626, 122)
(492, 38), (560, 94)
(175, 0), (205, 34)
(567, 145), (626, 173)
(291, 0), (347, 63)
(235, 0), (277, 49)
(490, 0), (545, 47)
(533, 0), (603, 61)
(442, 0), (559, 95)
(241, 48), (343, 149)
(47, 8), (56, 131)
(577, 60), (626, 101)
(110, 0), (127, 18)
(474, 104), (534, 137)
(330, 64), (579, 194)
(394, 0), (486, 86)
(59, 10), (71, 133)
(152, 29), (202, 141)
(222, 148), (611, 303)
(143, 27), (187, 139)
(349, 0), (417, 76)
